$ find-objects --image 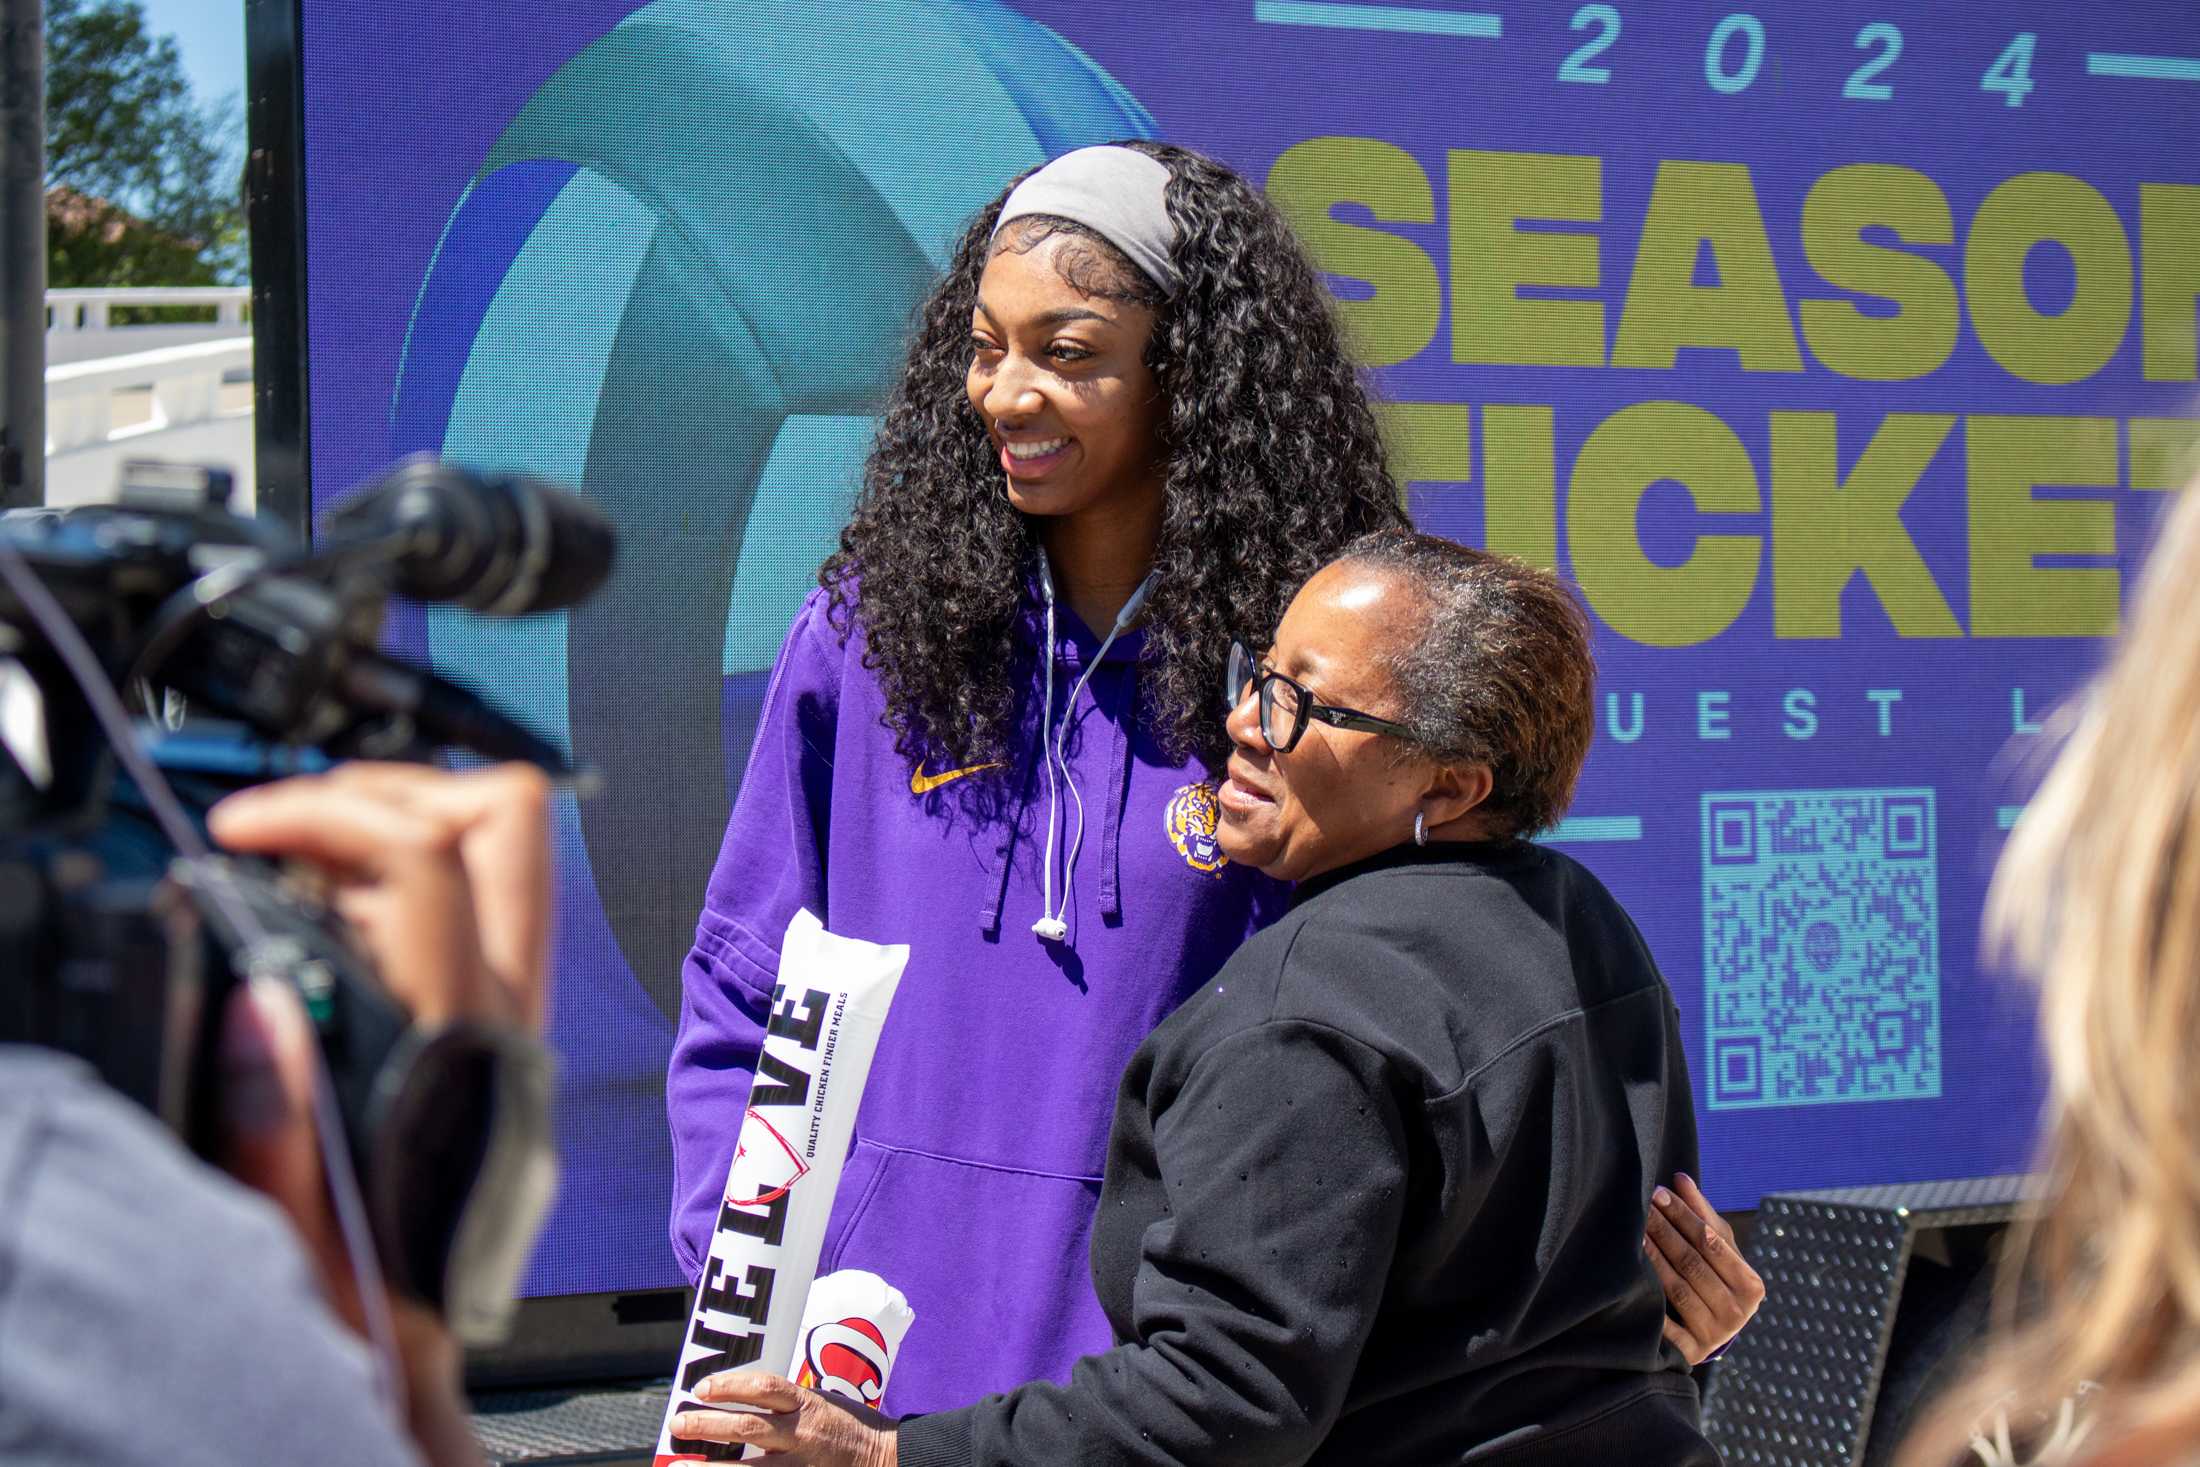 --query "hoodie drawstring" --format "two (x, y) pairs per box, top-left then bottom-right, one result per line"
(978, 720), (1039, 936)
(1099, 670), (1133, 923)
(980, 833), (1014, 936)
